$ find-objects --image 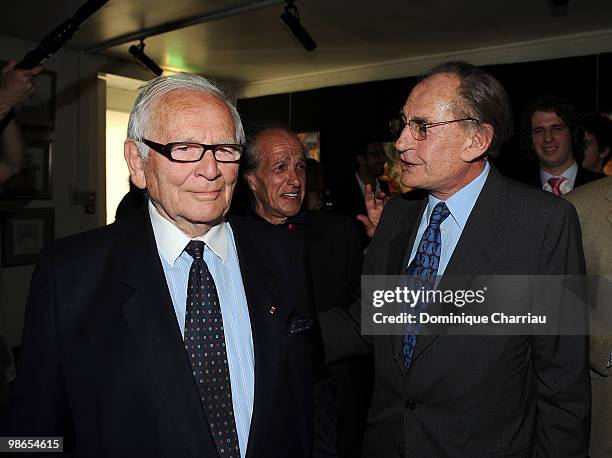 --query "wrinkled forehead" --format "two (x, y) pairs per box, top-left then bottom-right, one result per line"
(403, 73), (462, 119)
(150, 89), (234, 131)
(257, 129), (305, 160)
